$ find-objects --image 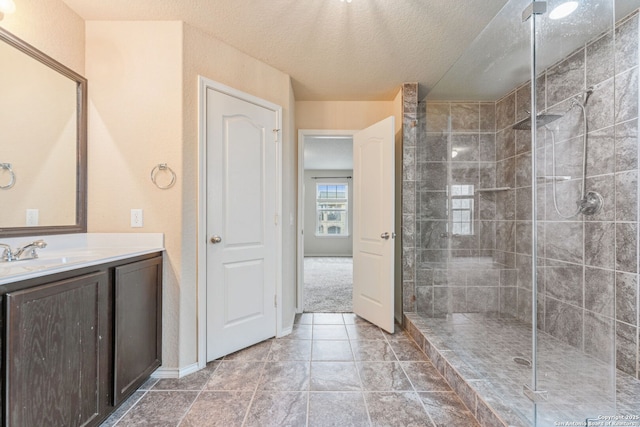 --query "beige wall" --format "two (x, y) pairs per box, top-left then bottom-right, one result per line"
(85, 21), (297, 371)
(0, 0), (84, 75)
(283, 80), (298, 320)
(85, 21), (184, 368)
(6, 8), (297, 373)
(296, 101), (394, 130)
(182, 23), (297, 365)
